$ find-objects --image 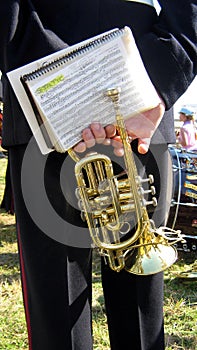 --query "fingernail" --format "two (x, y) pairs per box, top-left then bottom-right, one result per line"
(138, 144), (149, 154)
(92, 122), (100, 130)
